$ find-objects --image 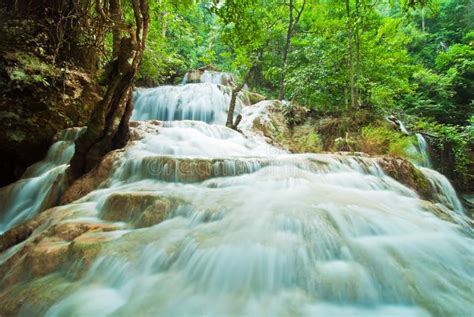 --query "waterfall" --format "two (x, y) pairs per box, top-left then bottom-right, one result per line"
(182, 70), (235, 86)
(0, 127), (84, 234)
(395, 120), (462, 214)
(199, 70), (234, 85)
(418, 167), (465, 214)
(413, 136), (465, 215)
(415, 133), (432, 168)
(1, 74), (473, 317)
(132, 83), (242, 124)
